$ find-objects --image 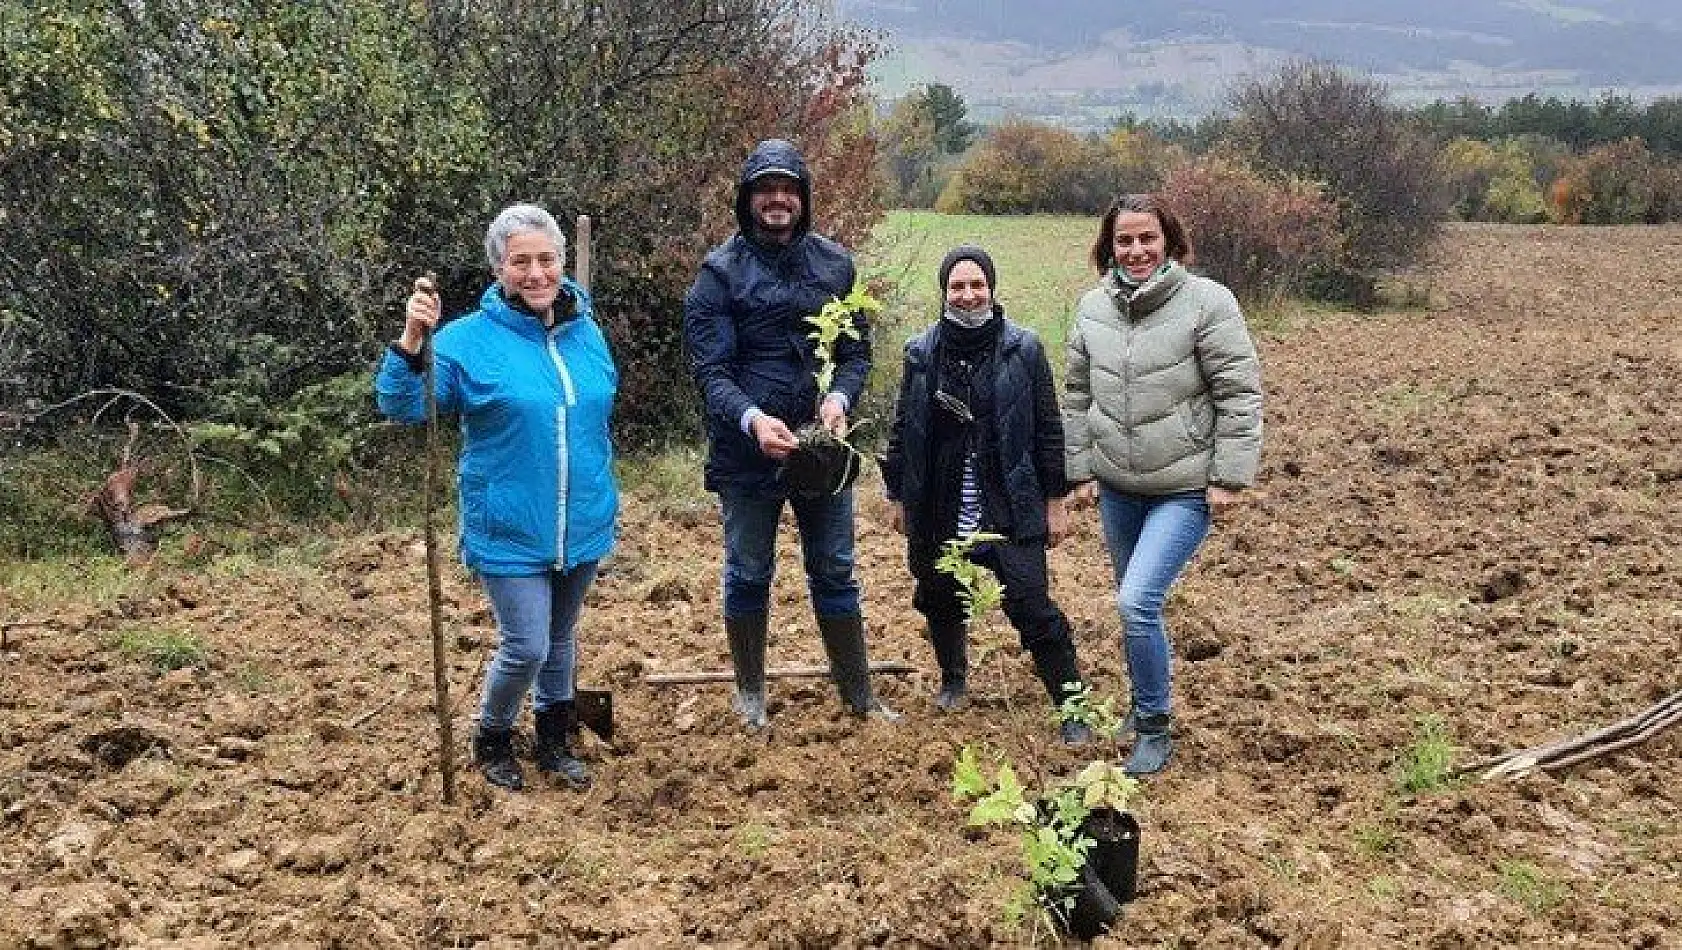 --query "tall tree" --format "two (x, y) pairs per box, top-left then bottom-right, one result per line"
(922, 83), (976, 155)
(0, 0), (882, 443)
(1230, 62), (1446, 273)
